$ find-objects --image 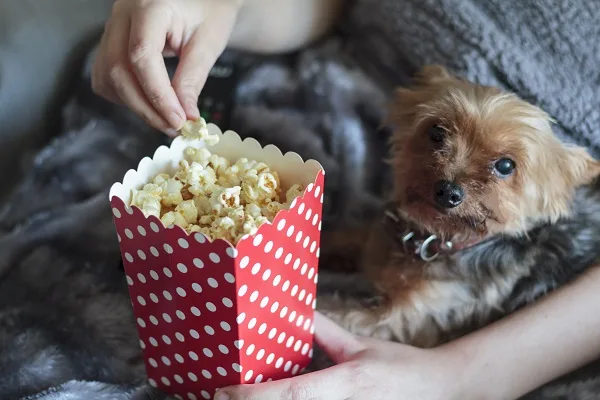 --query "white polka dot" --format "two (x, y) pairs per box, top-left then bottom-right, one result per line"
(286, 226), (295, 237)
(175, 353), (184, 363)
(312, 298), (317, 309)
(266, 353), (275, 364)
(277, 332), (286, 344)
(268, 328), (277, 339)
(258, 323), (267, 334)
(296, 315), (304, 327)
(139, 340), (146, 349)
(280, 307), (289, 318)
(162, 356), (171, 366)
(202, 370), (212, 379)
(295, 231), (303, 243)
(162, 335), (172, 345)
(305, 208), (312, 221)
(125, 253), (134, 263)
(291, 285), (299, 296)
(150, 222), (159, 232)
(277, 219), (286, 231)
(293, 258), (301, 270)
(275, 247), (284, 259)
(264, 241), (274, 253)
(149, 293), (159, 303)
(306, 293), (313, 306)
(188, 372), (198, 382)
(206, 302), (216, 312)
(308, 268), (315, 279)
(307, 183), (314, 193)
(288, 311), (297, 324)
(299, 289), (306, 301)
(125, 229), (134, 239)
(255, 375), (264, 383)
(284, 361), (293, 372)
(163, 290), (172, 300)
(176, 287), (187, 297)
(126, 276), (133, 286)
(222, 297), (233, 308)
(298, 203), (305, 215)
(137, 295), (146, 306)
(251, 263), (261, 275)
(234, 340), (244, 350)
(314, 273), (319, 284)
(224, 273), (235, 283)
(252, 234), (263, 246)
(189, 329), (200, 339)
(231, 363), (243, 374)
(203, 348), (214, 358)
(302, 343), (310, 355)
(207, 278), (218, 288)
(260, 296), (270, 308)
(262, 269), (272, 281)
(194, 232), (207, 243)
(148, 378), (157, 388)
(176, 332), (185, 342)
(289, 199), (297, 208)
(216, 344), (229, 355)
(294, 340), (302, 352)
(174, 374), (184, 384)
(191, 306), (201, 316)
(178, 238), (189, 249)
(199, 393), (208, 400)
(256, 349), (265, 360)
(188, 351), (199, 361)
(149, 315), (159, 325)
(314, 185), (321, 197)
(282, 280), (291, 292)
(270, 302), (280, 313)
(312, 214), (319, 226)
(318, 221), (322, 231)
(249, 291), (259, 302)
(273, 275), (282, 287)
(112, 208), (121, 218)
(303, 236), (310, 248)
(209, 253), (220, 263)
(162, 313), (172, 323)
(192, 283), (202, 293)
(238, 285), (248, 296)
(117, 234), (121, 243)
(248, 318), (257, 329)
(284, 253), (293, 265)
(236, 312), (246, 324)
(137, 318), (146, 328)
(163, 243), (174, 254)
(245, 370), (254, 382)
(177, 263), (188, 273)
(161, 376), (170, 386)
(205, 325), (215, 335)
(149, 270), (159, 280)
(125, 205), (134, 214)
(150, 246), (159, 257)
(163, 267), (172, 278)
(240, 256), (250, 269)
(193, 258), (204, 269)
(292, 365), (300, 375)
(149, 337), (158, 347)
(226, 247), (237, 258)
(245, 344), (256, 356)
(217, 367), (227, 377)
(221, 321), (231, 331)
(137, 225), (147, 236)
(276, 357), (284, 369)
(310, 241), (317, 254)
